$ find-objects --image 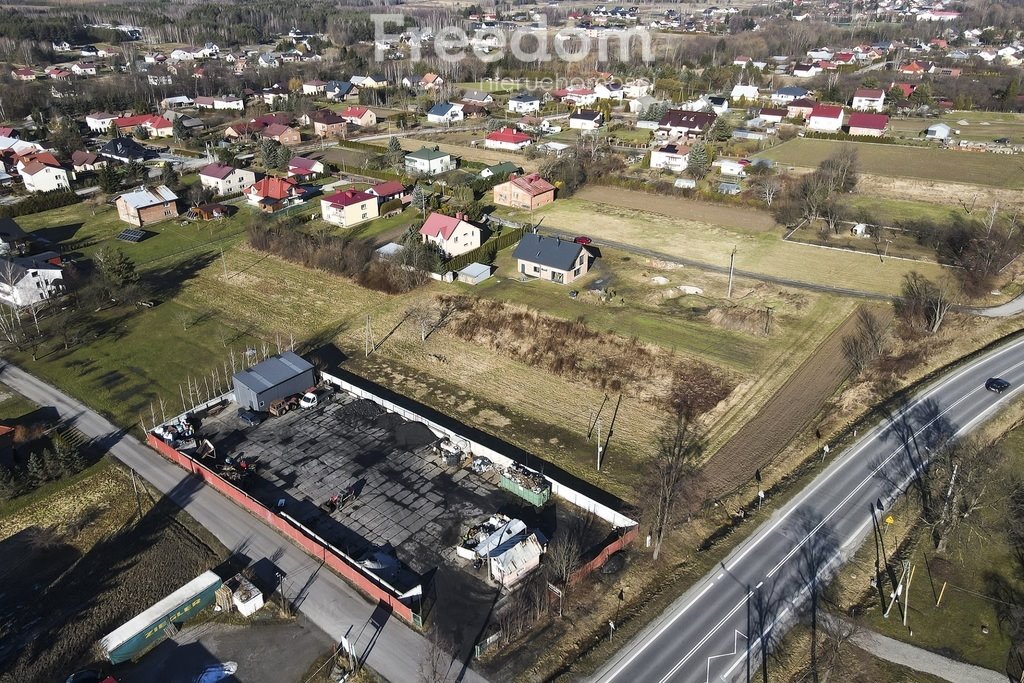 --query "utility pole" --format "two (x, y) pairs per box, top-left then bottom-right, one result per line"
(597, 416), (603, 471)
(903, 563), (915, 629)
(728, 246), (737, 299)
